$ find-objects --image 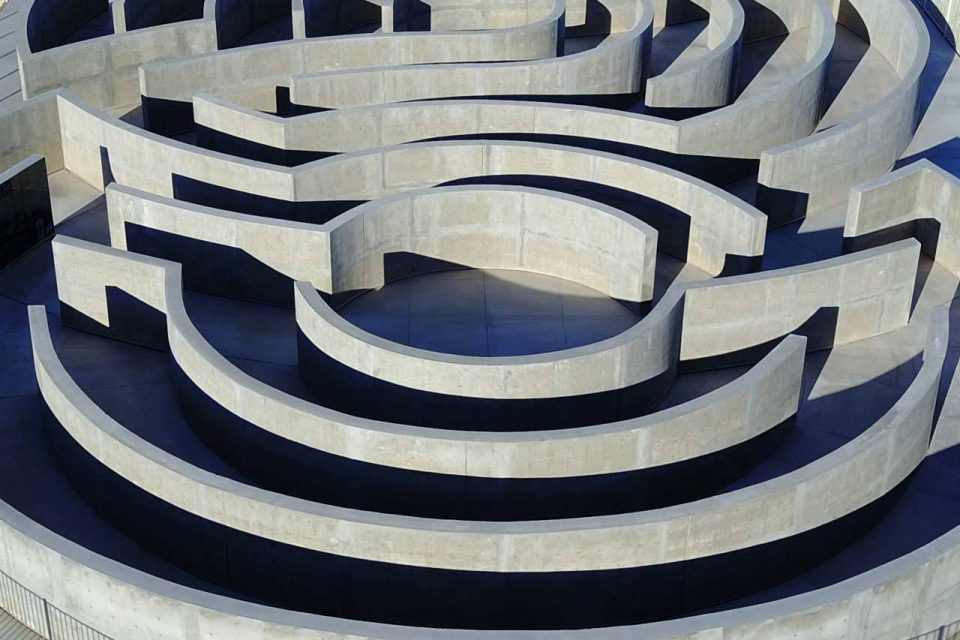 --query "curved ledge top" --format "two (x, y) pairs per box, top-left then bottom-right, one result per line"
(3, 304), (953, 639)
(286, 0), (653, 108)
(757, 0), (930, 212)
(44, 235), (934, 574)
(187, 0), (832, 161)
(644, 0), (744, 109)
